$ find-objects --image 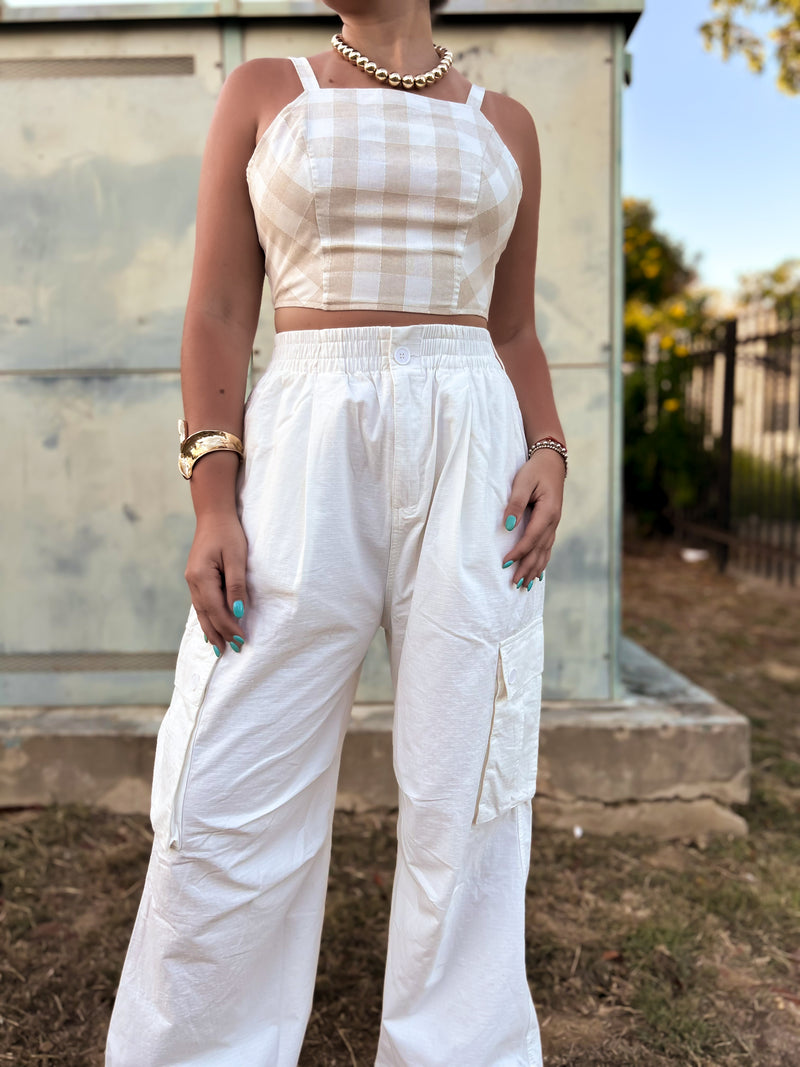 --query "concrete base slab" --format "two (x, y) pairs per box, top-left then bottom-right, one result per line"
(533, 796), (748, 845)
(0, 638), (751, 840)
(0, 706), (159, 813)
